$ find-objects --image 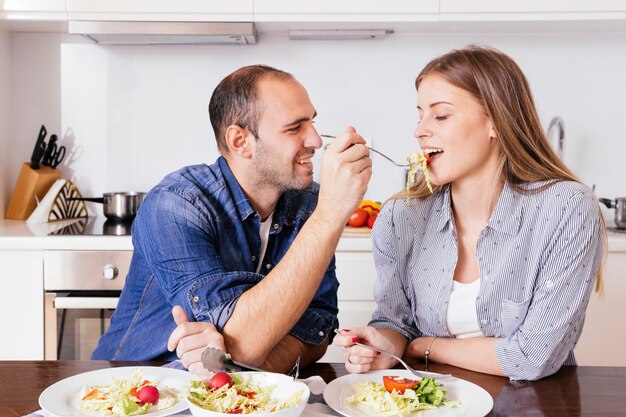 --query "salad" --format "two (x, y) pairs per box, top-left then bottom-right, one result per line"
(78, 369), (181, 416)
(406, 152), (432, 195)
(187, 372), (304, 414)
(347, 375), (460, 417)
